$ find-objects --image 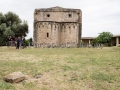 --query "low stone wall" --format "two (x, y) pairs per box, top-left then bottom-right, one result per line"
(34, 42), (77, 48)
